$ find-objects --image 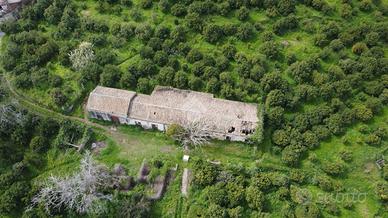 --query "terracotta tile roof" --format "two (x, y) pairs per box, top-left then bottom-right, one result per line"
(128, 86), (259, 136)
(86, 86), (136, 118)
(86, 86), (260, 136)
